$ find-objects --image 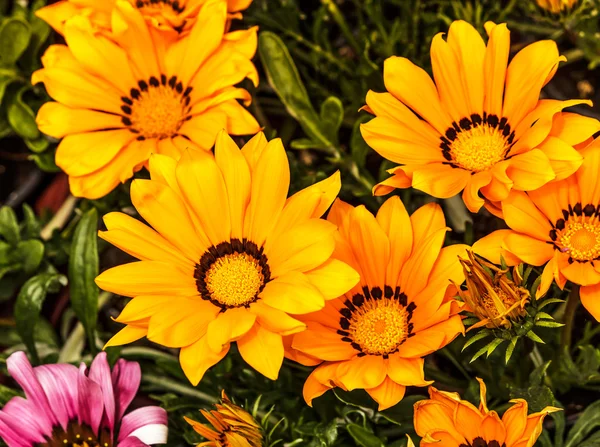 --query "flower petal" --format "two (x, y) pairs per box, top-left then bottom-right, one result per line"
(237, 323), (284, 380)
(179, 336), (229, 386)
